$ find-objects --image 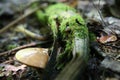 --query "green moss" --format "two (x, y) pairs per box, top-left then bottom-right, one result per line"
(48, 15), (58, 37)
(45, 3), (77, 38)
(35, 3), (89, 69)
(45, 3), (76, 15)
(35, 10), (47, 26)
(7, 44), (18, 50)
(89, 32), (97, 42)
(59, 14), (88, 39)
(32, 3), (47, 26)
(45, 3), (88, 39)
